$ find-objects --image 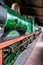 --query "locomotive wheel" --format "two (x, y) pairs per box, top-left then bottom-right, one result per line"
(4, 49), (19, 65)
(3, 42), (20, 65)
(23, 38), (29, 48)
(24, 43), (28, 48)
